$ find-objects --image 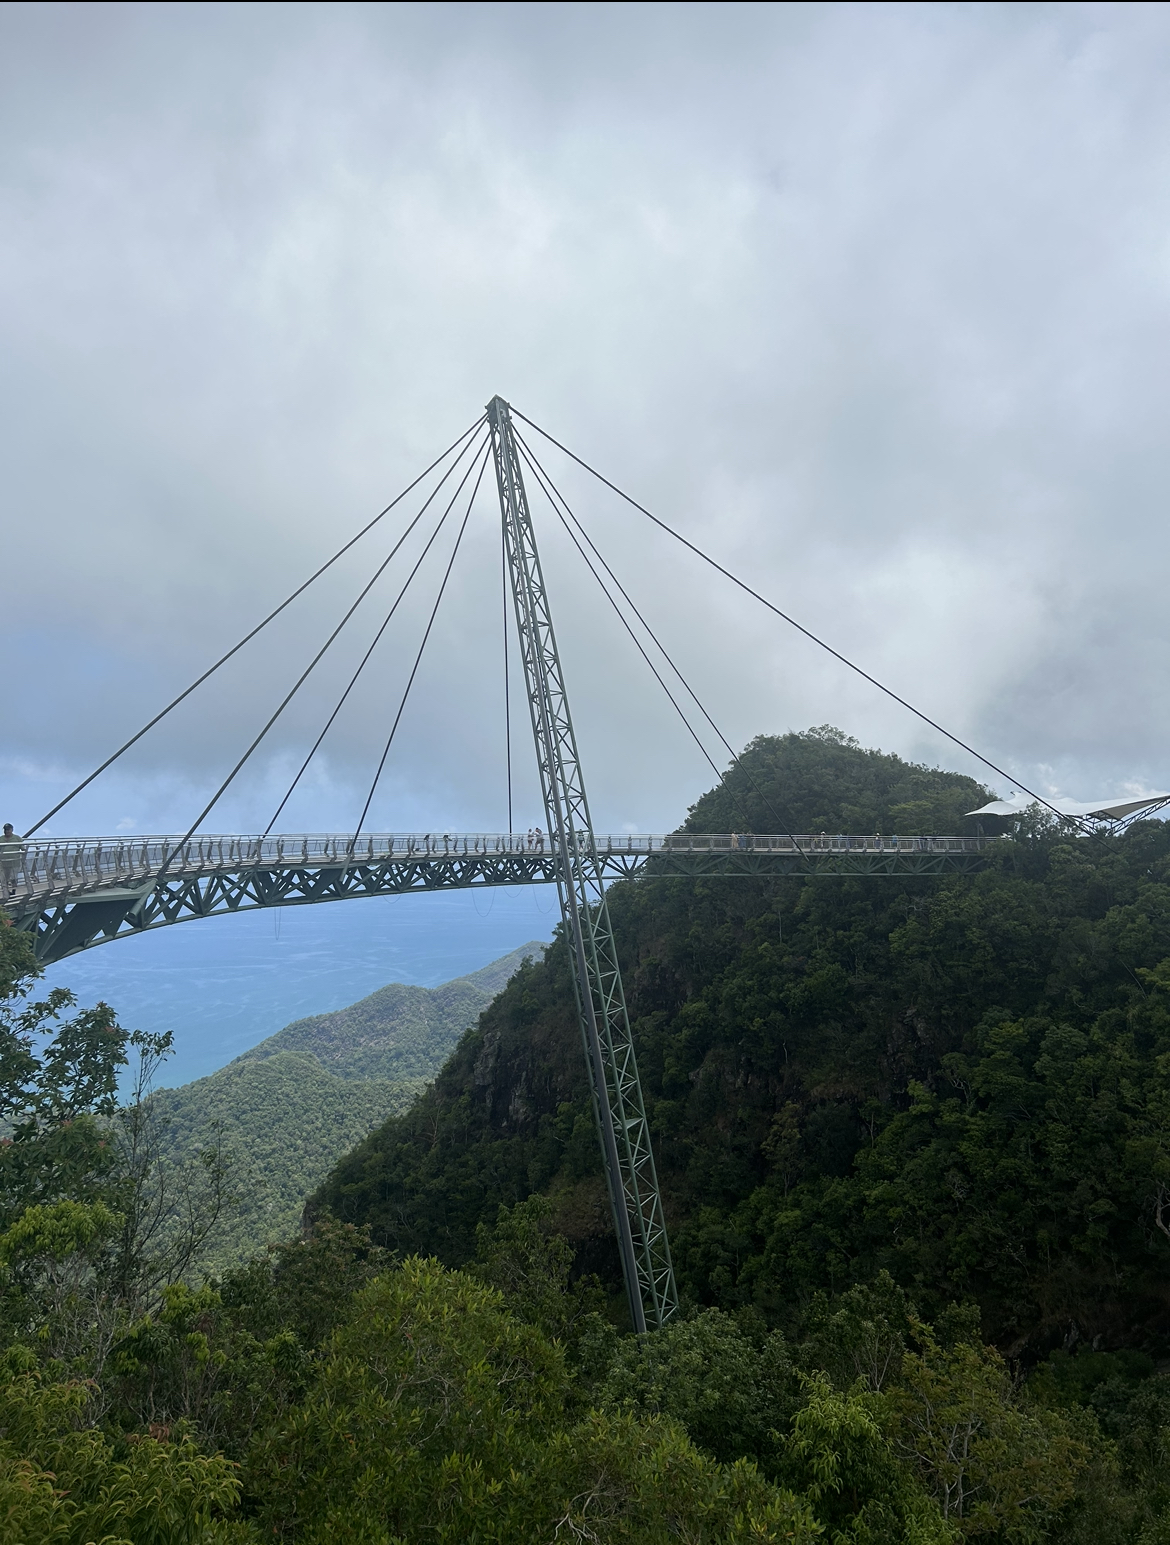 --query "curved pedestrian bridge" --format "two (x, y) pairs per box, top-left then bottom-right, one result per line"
(2, 830), (992, 964)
